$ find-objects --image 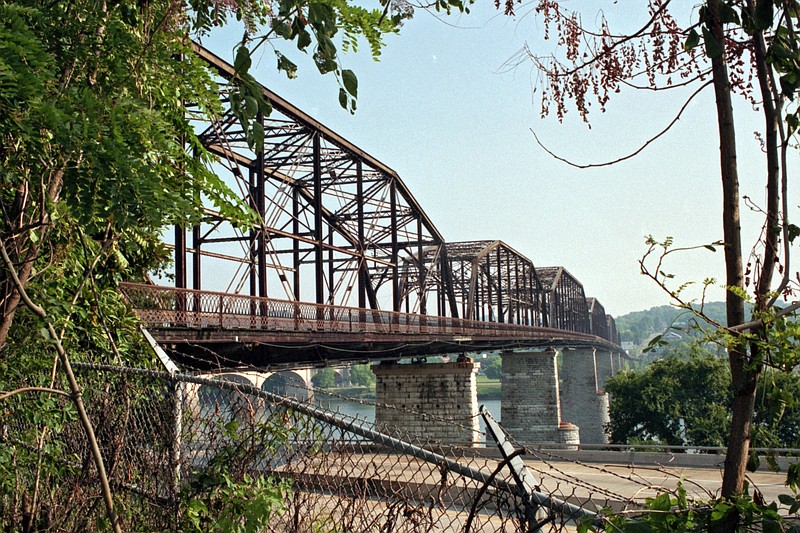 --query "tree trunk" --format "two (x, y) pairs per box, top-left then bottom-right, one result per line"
(0, 168), (64, 352)
(706, 0), (751, 505)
